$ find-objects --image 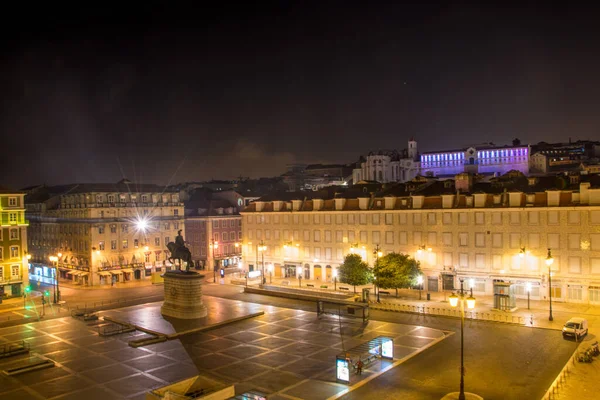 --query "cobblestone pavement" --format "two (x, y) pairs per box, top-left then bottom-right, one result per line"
(0, 295), (450, 399)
